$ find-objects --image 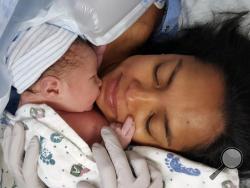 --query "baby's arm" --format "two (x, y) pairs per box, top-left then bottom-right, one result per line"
(110, 117), (135, 149)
